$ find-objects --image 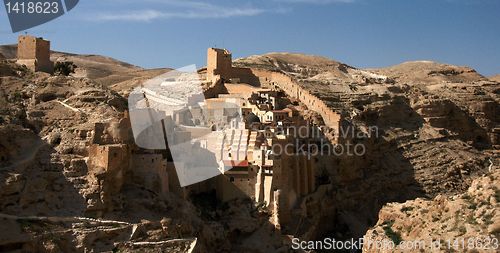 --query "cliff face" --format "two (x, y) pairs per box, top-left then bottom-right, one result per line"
(0, 57), (293, 253)
(236, 54), (499, 240)
(1, 50), (498, 252)
(363, 170), (500, 252)
(0, 60), (204, 252)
